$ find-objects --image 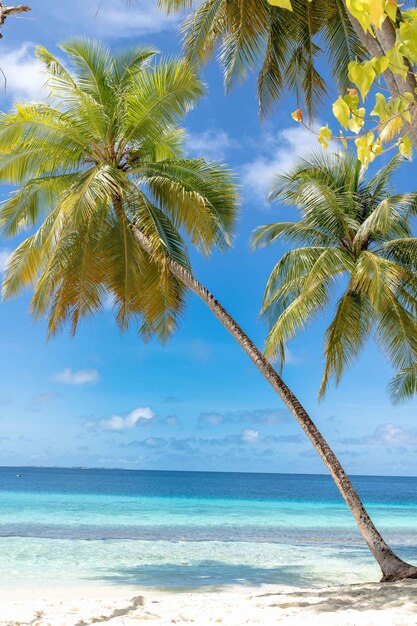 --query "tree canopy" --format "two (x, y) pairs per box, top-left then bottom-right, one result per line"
(253, 152), (417, 401)
(0, 38), (238, 338)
